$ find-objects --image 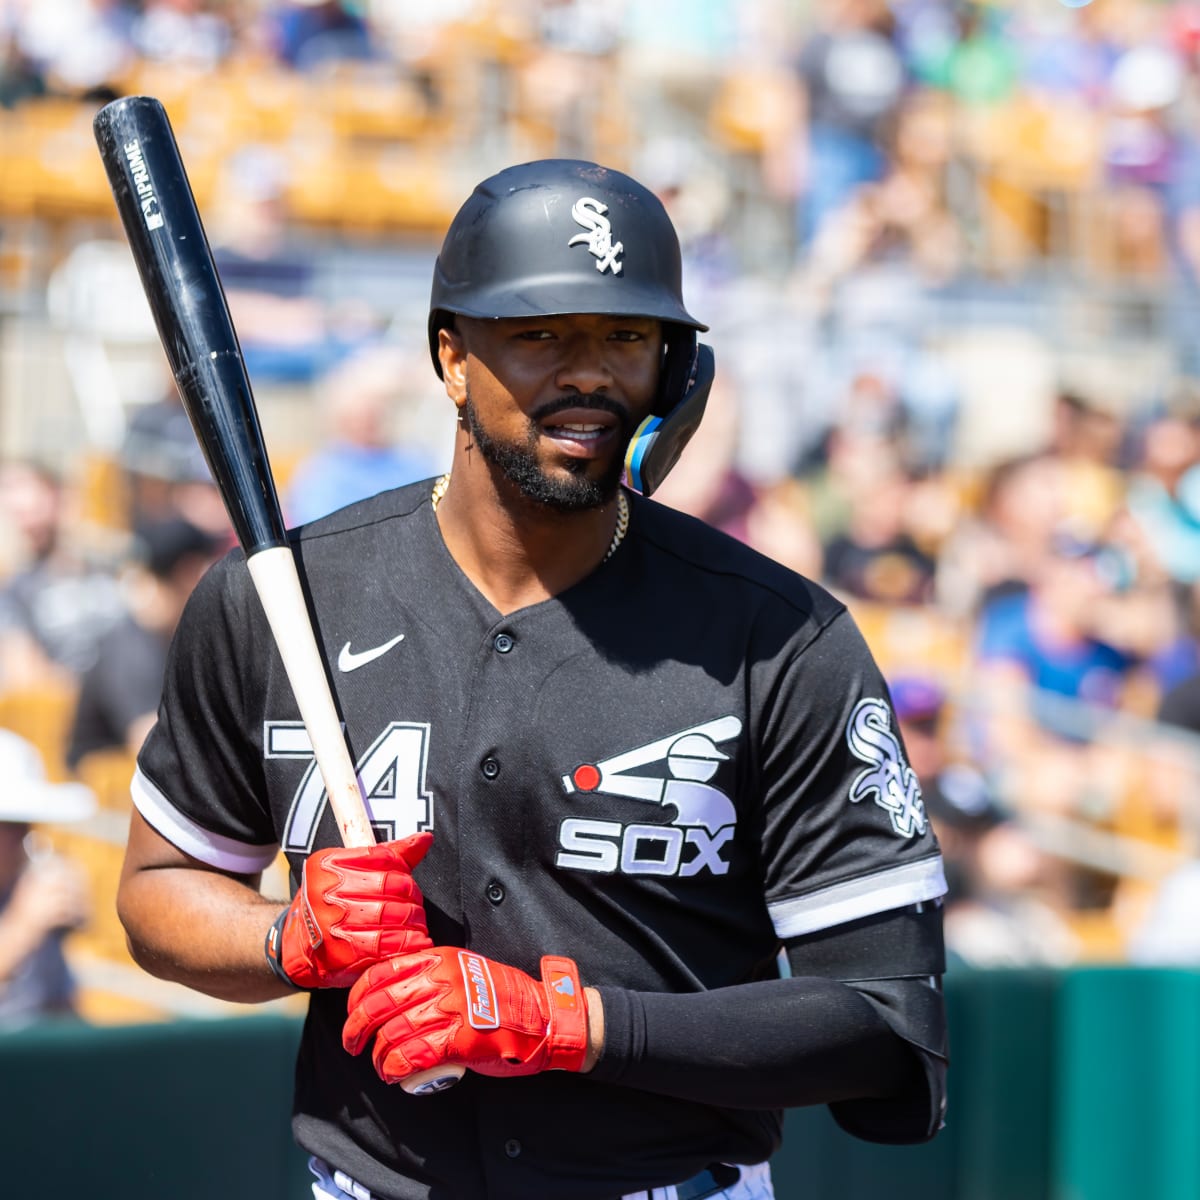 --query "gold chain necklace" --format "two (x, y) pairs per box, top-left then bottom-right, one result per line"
(431, 472), (451, 510)
(430, 473), (630, 562)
